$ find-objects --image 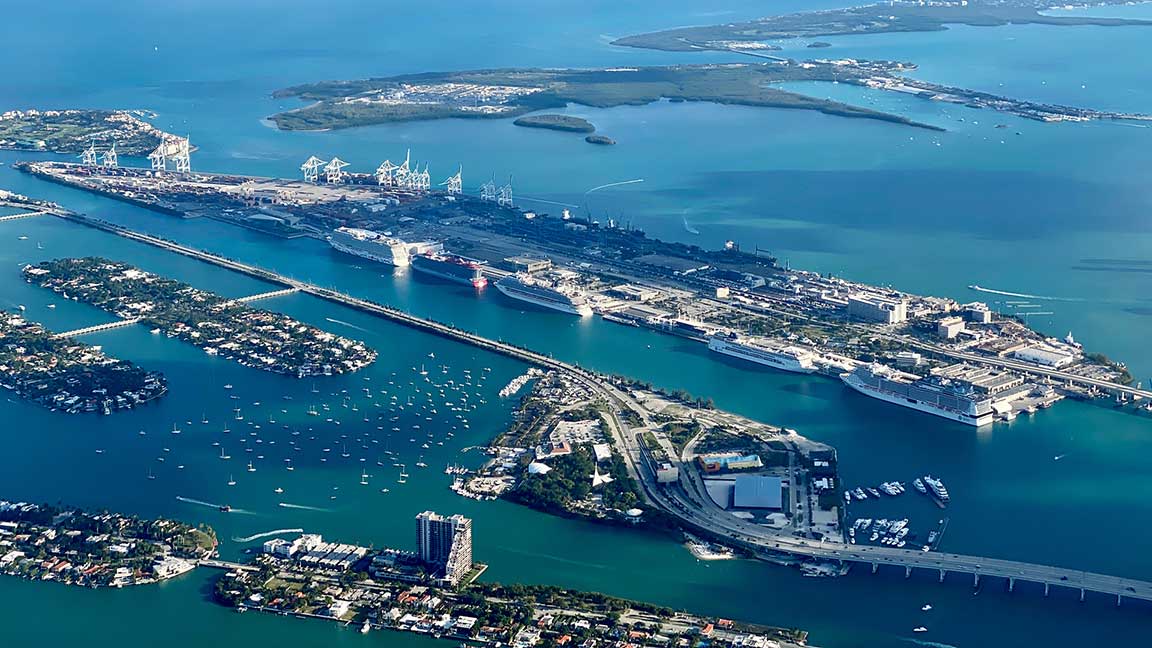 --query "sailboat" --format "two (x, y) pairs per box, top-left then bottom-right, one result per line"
(360, 470), (369, 486)
(247, 461), (256, 473)
(147, 468), (156, 480)
(228, 474), (236, 486)
(171, 422), (181, 435)
(419, 364), (429, 376)
(219, 447), (231, 460)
